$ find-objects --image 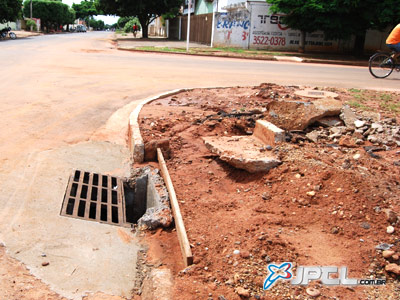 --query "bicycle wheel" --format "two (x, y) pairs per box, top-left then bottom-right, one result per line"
(369, 53), (394, 78)
(9, 32), (16, 40)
